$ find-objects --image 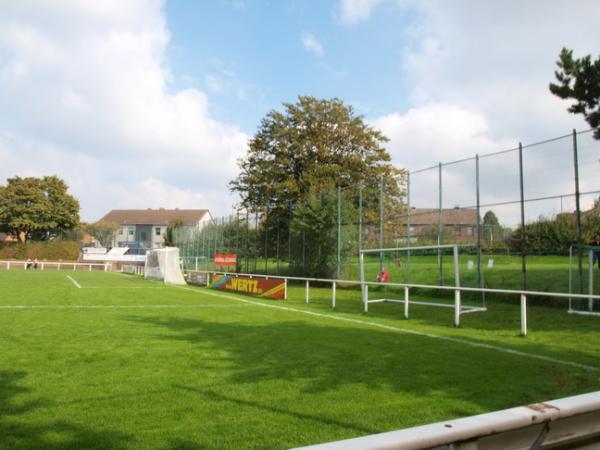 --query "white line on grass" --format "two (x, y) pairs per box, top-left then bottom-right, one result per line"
(66, 275), (82, 289)
(81, 286), (166, 289)
(0, 304), (250, 309)
(176, 286), (600, 373)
